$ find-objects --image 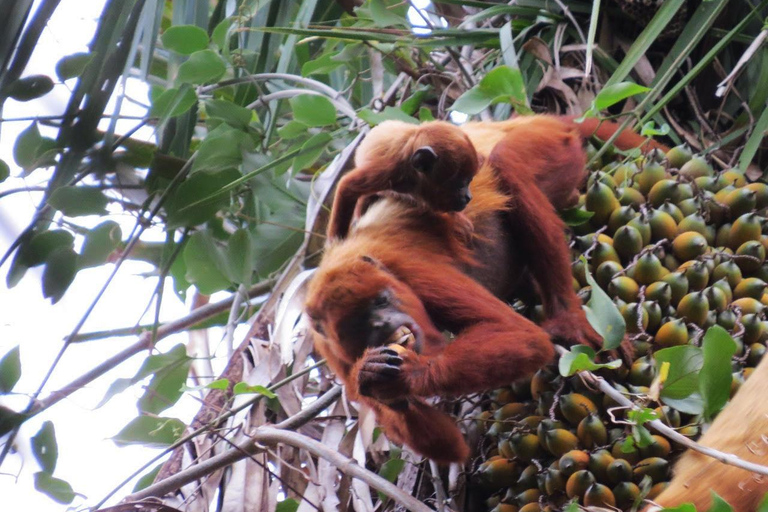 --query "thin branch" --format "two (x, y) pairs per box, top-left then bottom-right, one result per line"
(555, 346), (768, 476)
(245, 88), (359, 122)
